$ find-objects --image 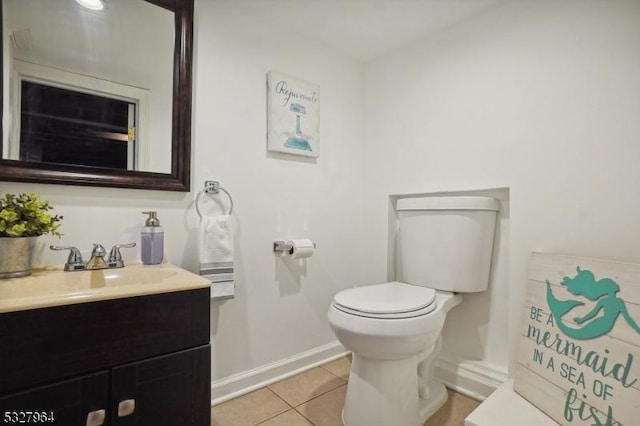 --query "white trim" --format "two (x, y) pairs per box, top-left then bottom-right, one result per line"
(435, 358), (507, 401)
(2, 26), (15, 159)
(211, 341), (348, 406)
